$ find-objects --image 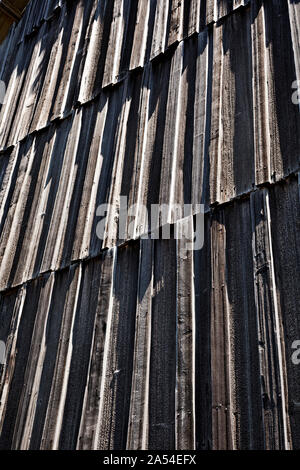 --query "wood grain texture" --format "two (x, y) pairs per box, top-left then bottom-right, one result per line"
(0, 0), (299, 450)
